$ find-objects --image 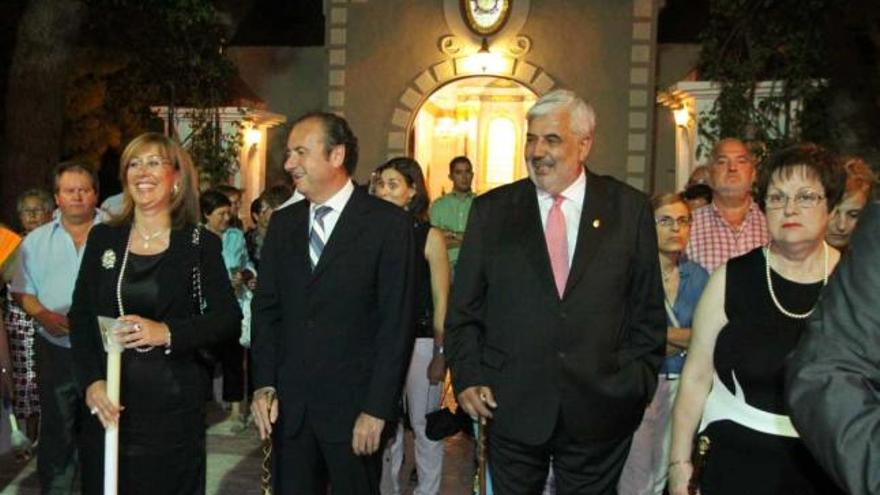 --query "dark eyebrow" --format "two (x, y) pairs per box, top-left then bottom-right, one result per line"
(526, 133), (563, 140)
